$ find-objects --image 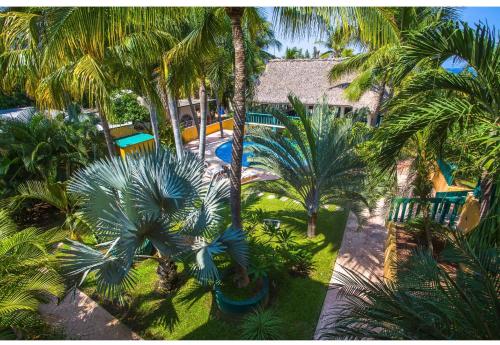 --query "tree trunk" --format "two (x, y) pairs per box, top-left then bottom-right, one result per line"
(422, 203), (434, 255)
(156, 256), (179, 294)
(227, 7), (246, 230)
(479, 173), (494, 219)
(307, 212), (318, 238)
(371, 78), (386, 127)
(187, 95), (200, 137)
(148, 100), (161, 150)
(198, 78), (208, 160)
(155, 78), (184, 159)
(215, 91), (224, 138)
(97, 107), (116, 157)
